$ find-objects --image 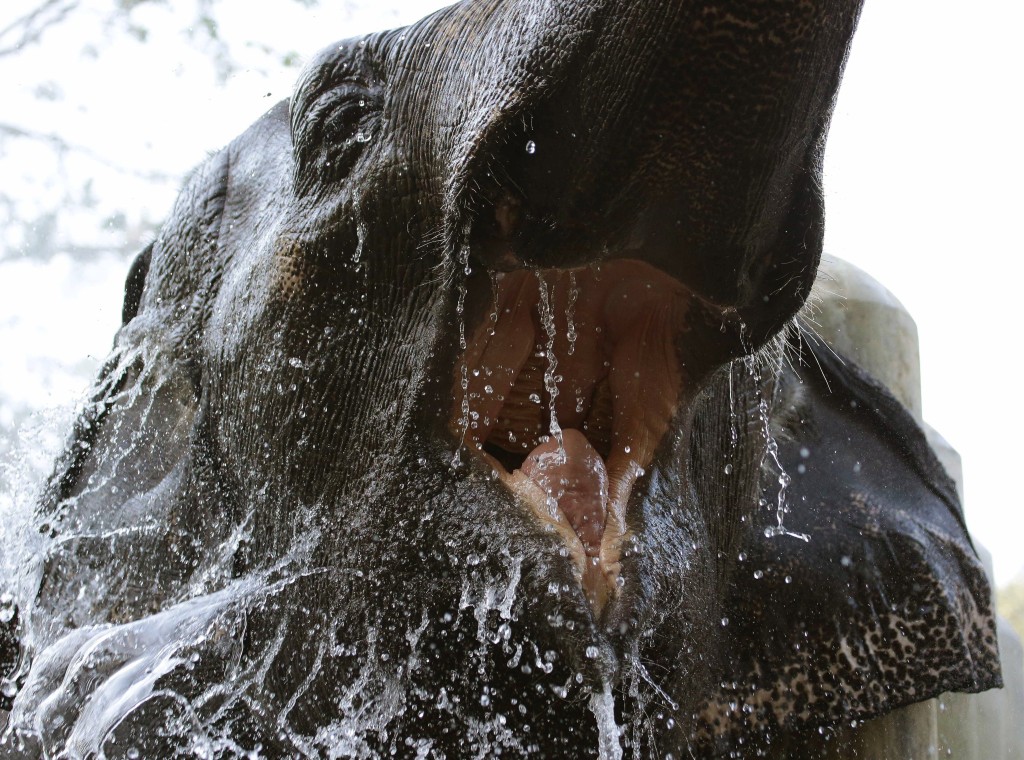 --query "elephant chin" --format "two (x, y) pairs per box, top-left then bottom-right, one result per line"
(452, 259), (696, 614)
